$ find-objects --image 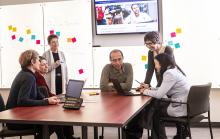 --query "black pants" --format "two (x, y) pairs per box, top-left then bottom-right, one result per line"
(125, 110), (144, 139)
(56, 75), (62, 95)
(125, 99), (170, 139)
(151, 99), (170, 139)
